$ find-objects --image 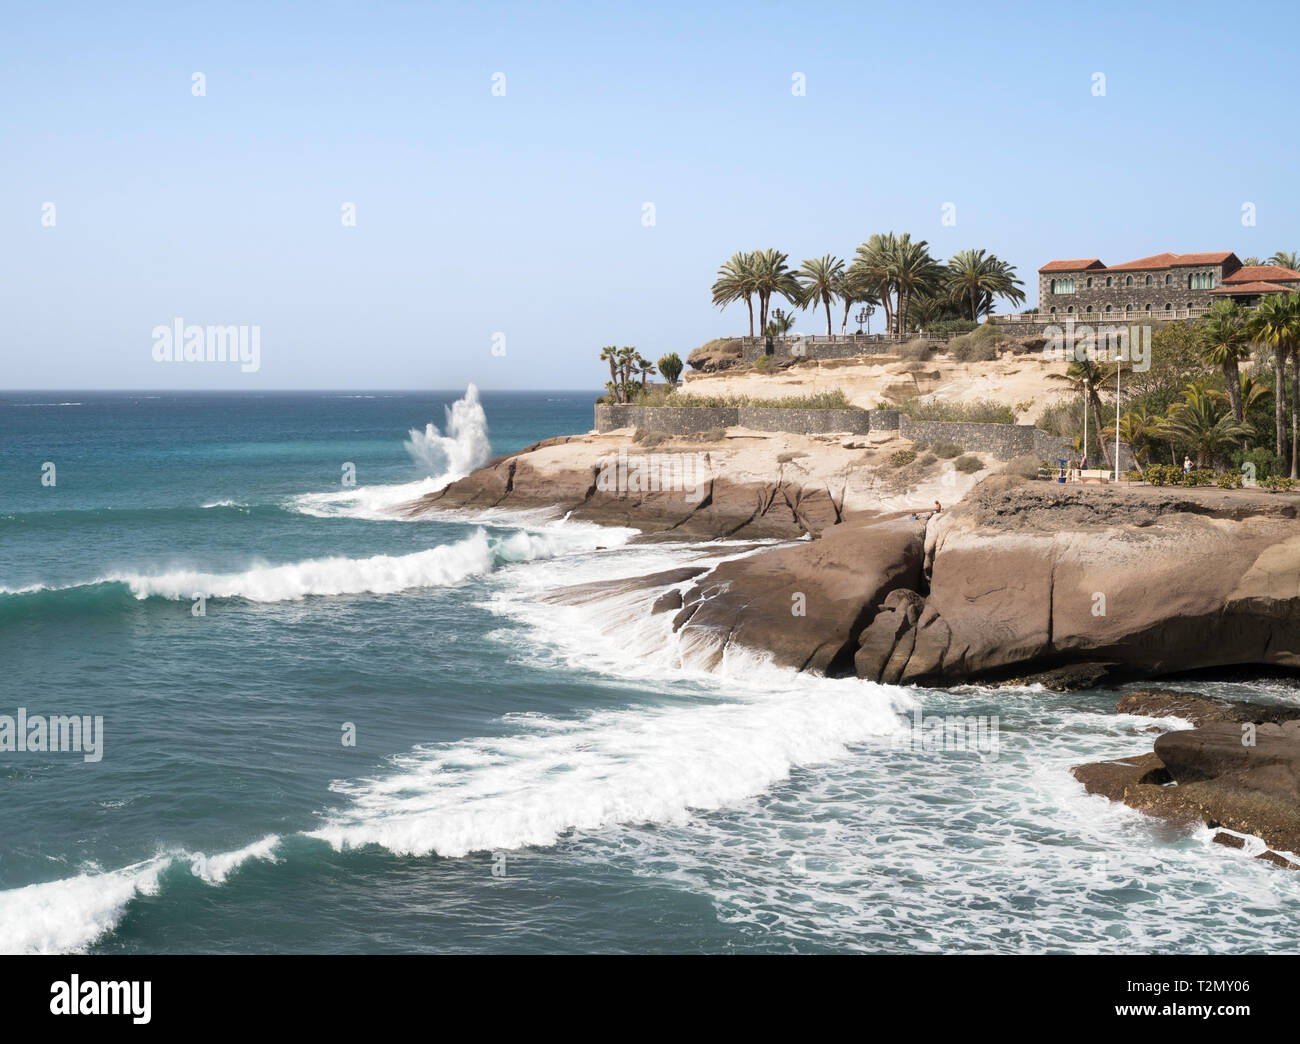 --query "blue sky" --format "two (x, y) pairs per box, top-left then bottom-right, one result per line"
(3, 0), (1299, 390)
